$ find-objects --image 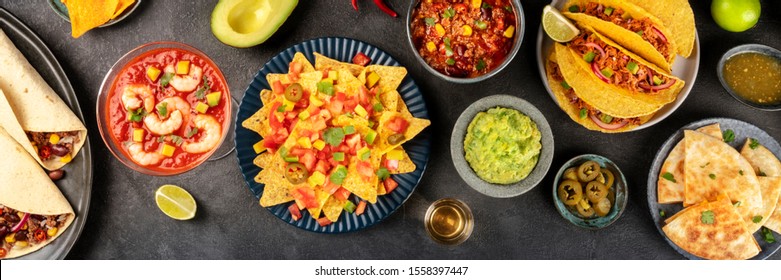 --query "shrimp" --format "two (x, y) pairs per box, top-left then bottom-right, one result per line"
(182, 114), (222, 154)
(121, 84), (155, 113)
(164, 64), (203, 92)
(144, 97), (191, 135)
(127, 143), (164, 166)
